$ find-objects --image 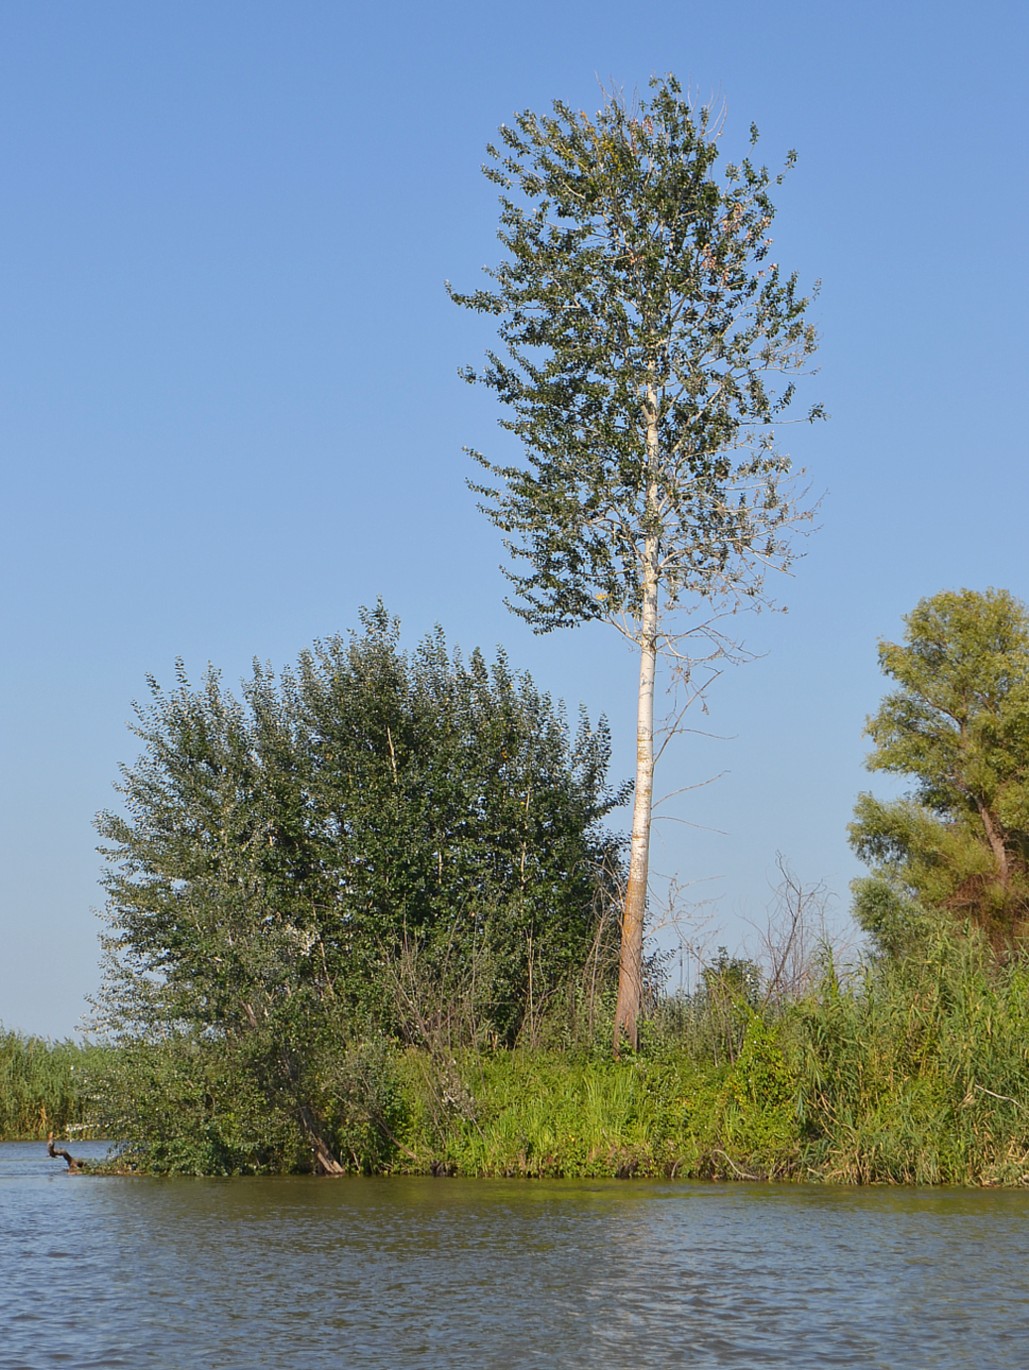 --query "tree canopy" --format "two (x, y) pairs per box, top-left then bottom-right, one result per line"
(93, 606), (625, 1172)
(850, 588), (1029, 956)
(450, 75), (822, 1047)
